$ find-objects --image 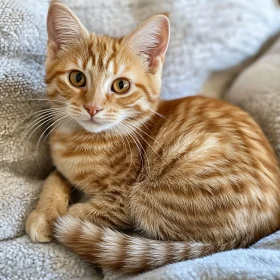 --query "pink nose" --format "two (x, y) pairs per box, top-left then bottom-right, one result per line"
(84, 103), (103, 116)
